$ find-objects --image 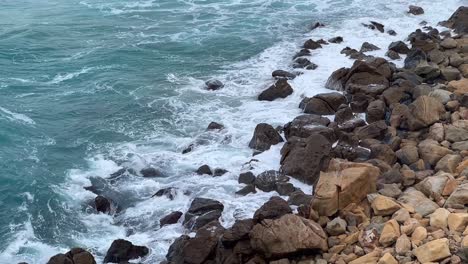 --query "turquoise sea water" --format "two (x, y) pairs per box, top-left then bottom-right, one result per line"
(0, 0), (464, 263)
